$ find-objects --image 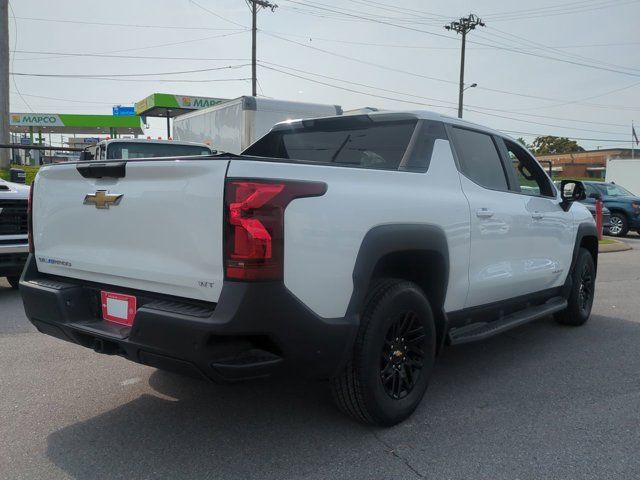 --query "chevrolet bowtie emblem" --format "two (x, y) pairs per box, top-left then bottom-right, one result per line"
(84, 190), (123, 209)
